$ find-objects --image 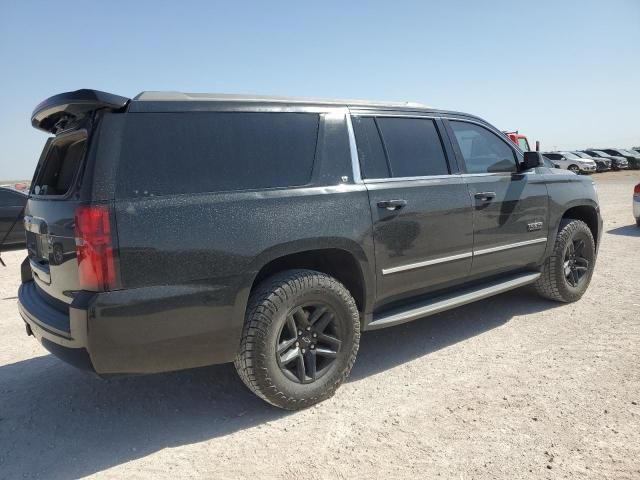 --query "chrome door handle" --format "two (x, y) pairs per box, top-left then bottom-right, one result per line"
(377, 199), (407, 211)
(474, 192), (496, 202)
